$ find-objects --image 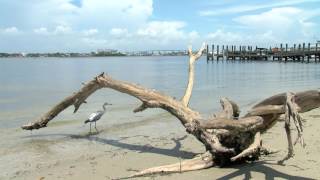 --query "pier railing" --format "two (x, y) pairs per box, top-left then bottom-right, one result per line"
(206, 43), (320, 62)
